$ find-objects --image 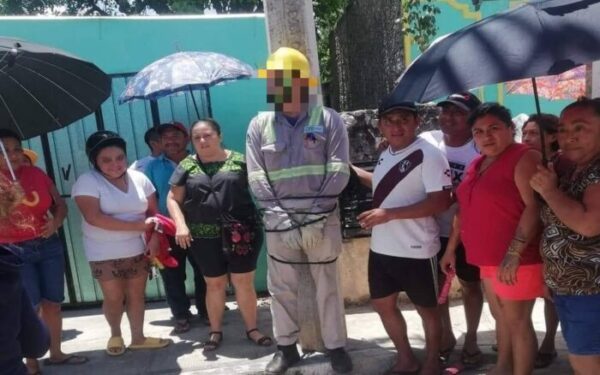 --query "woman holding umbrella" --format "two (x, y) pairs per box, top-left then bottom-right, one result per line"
(520, 113), (562, 369)
(530, 97), (600, 375)
(0, 129), (87, 373)
(441, 103), (544, 375)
